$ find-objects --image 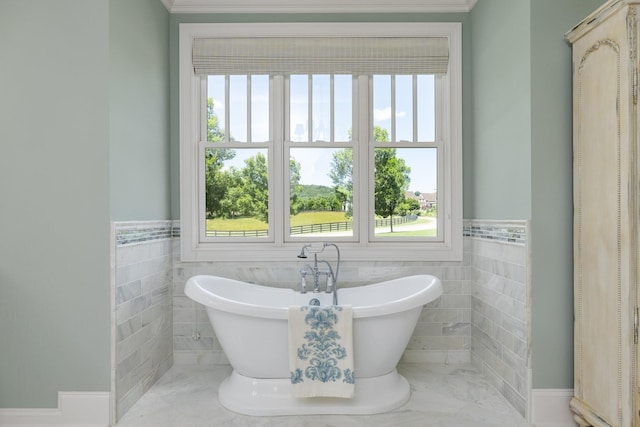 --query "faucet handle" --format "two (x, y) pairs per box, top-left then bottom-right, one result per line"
(326, 275), (333, 293)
